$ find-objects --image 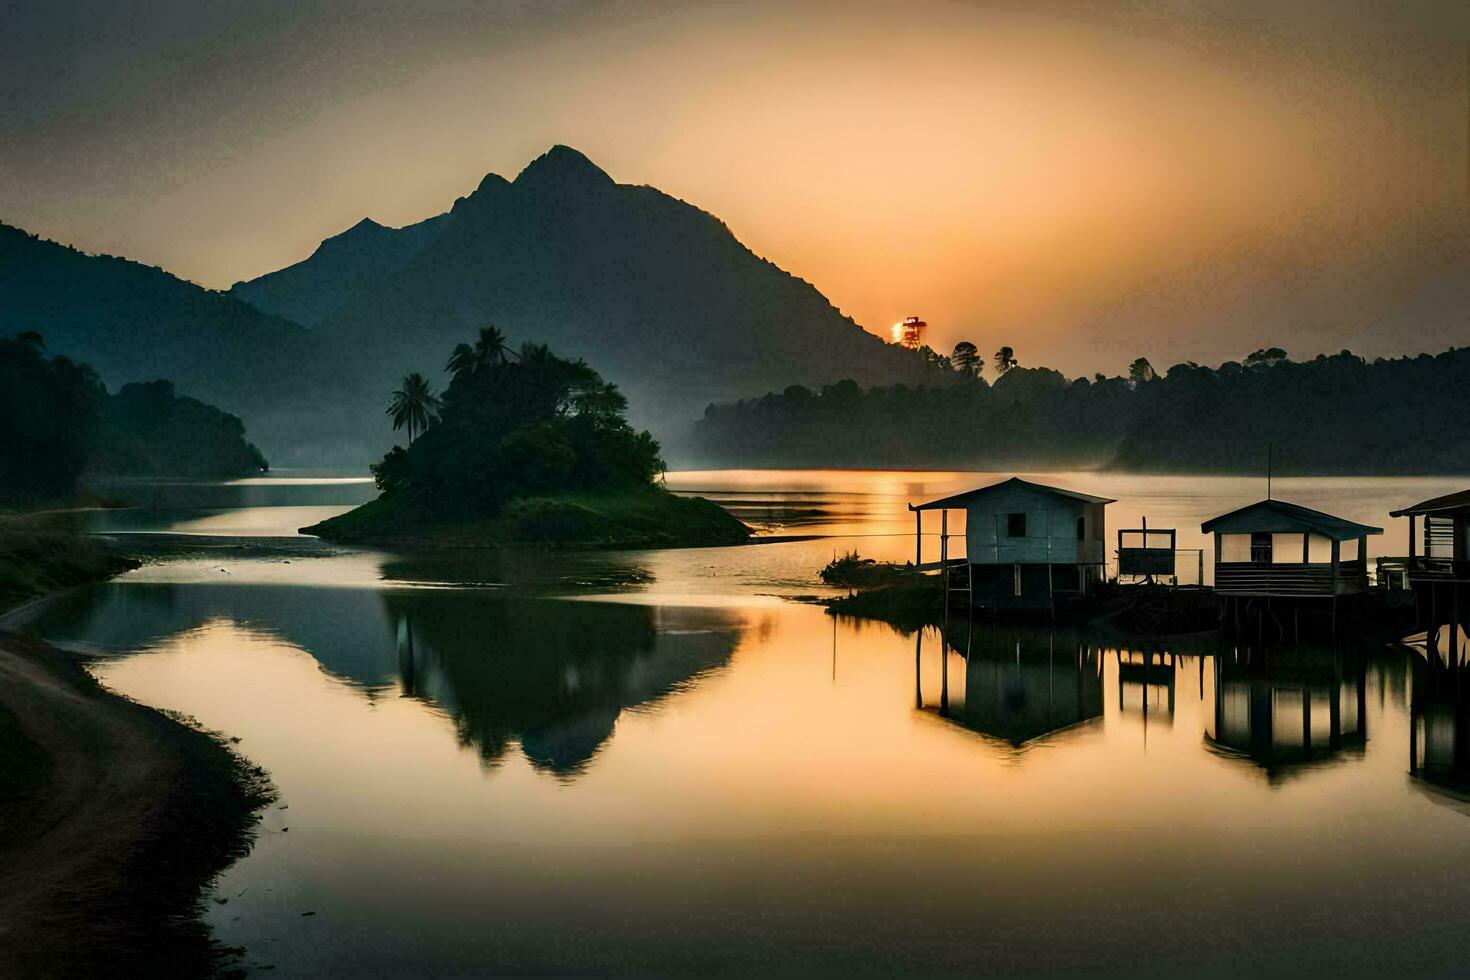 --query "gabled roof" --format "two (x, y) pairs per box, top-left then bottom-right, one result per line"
(911, 476), (1115, 511)
(1390, 489), (1470, 518)
(1200, 498), (1381, 540)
